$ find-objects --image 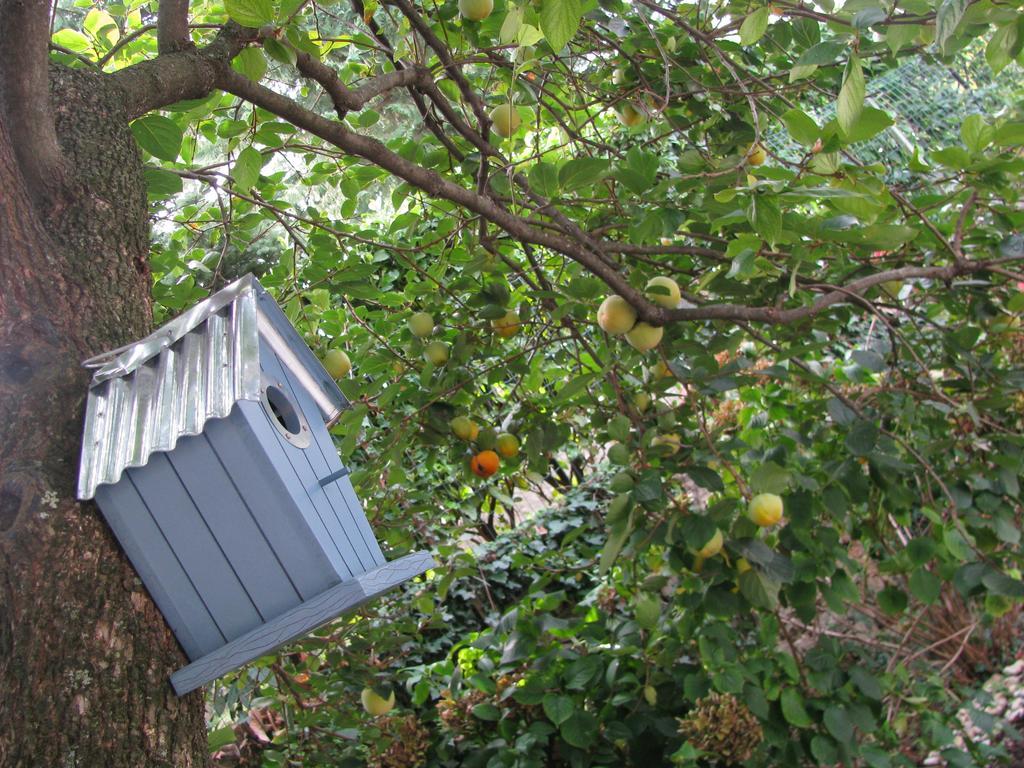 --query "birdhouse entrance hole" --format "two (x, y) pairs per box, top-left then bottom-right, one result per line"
(262, 383), (311, 448)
